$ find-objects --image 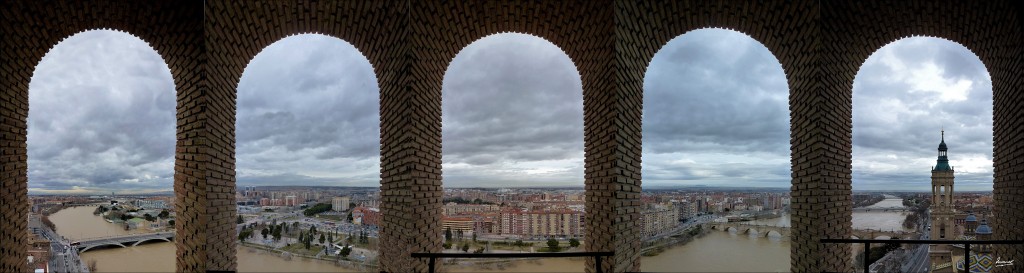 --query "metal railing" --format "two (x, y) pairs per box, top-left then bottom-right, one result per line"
(821, 238), (1024, 273)
(411, 251), (614, 273)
